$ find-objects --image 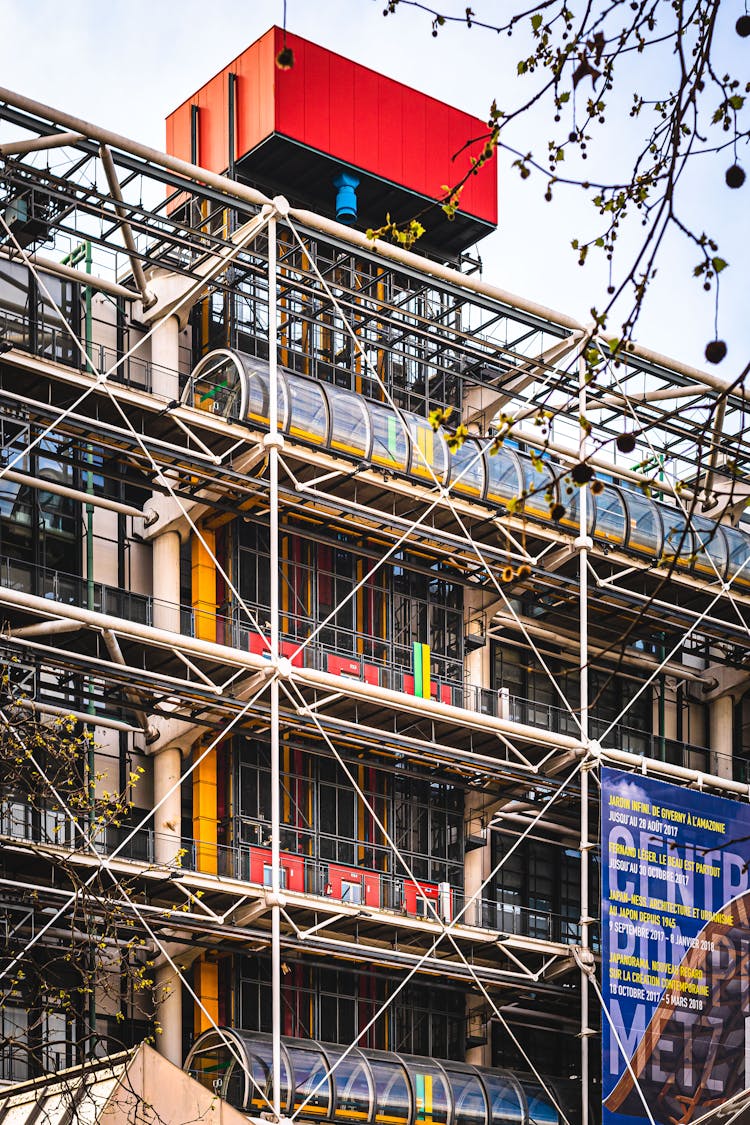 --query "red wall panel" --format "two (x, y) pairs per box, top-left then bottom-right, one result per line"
(166, 26), (496, 226)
